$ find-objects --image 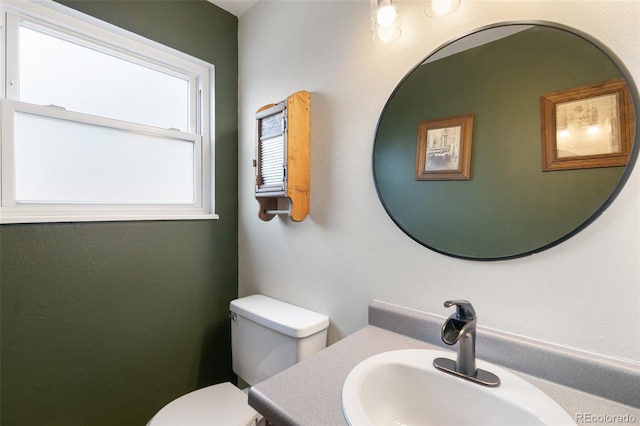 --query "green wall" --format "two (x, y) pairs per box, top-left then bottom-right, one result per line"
(0, 2), (238, 425)
(374, 26), (625, 259)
